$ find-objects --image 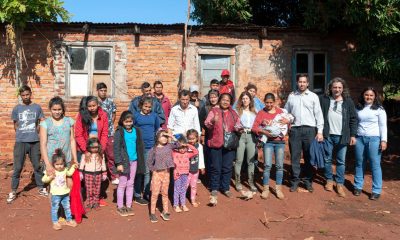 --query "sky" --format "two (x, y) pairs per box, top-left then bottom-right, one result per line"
(63, 0), (195, 24)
